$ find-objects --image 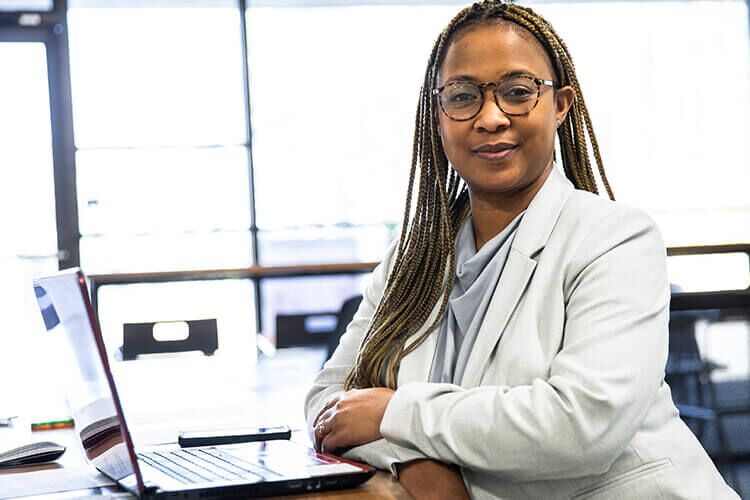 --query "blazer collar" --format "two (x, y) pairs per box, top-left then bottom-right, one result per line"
(511, 166), (574, 258)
